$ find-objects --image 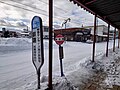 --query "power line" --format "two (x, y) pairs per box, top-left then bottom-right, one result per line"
(10, 0), (67, 20)
(0, 1), (64, 23)
(9, 0), (47, 13)
(38, 0), (68, 13)
(0, 1), (82, 27)
(0, 1), (48, 17)
(0, 1), (67, 21)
